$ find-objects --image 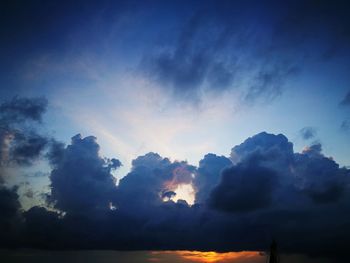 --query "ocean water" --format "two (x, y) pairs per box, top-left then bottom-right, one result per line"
(0, 250), (331, 263)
